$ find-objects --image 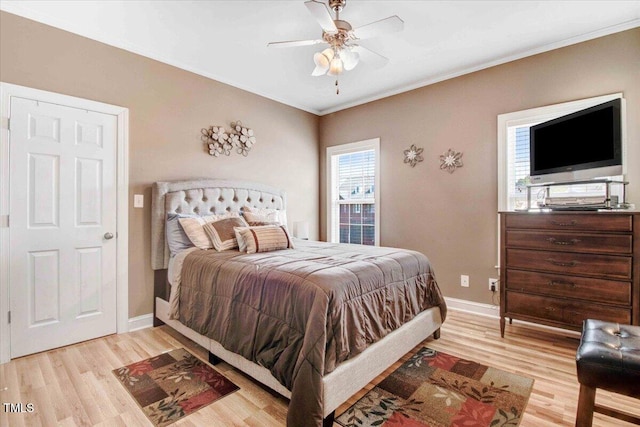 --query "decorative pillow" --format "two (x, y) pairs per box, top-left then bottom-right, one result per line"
(179, 212), (238, 249)
(234, 225), (273, 253)
(203, 216), (249, 251)
(242, 206), (287, 227)
(234, 225), (294, 254)
(165, 213), (196, 256)
(247, 220), (281, 227)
